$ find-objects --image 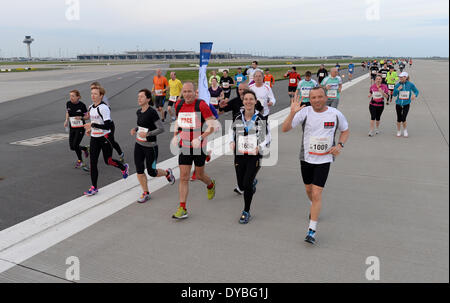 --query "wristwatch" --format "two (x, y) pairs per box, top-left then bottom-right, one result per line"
(338, 142), (344, 148)
(197, 136), (203, 142)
